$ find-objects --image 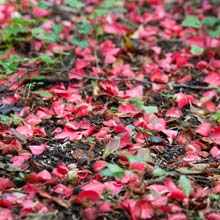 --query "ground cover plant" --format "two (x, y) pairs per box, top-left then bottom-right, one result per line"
(0, 0), (220, 219)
